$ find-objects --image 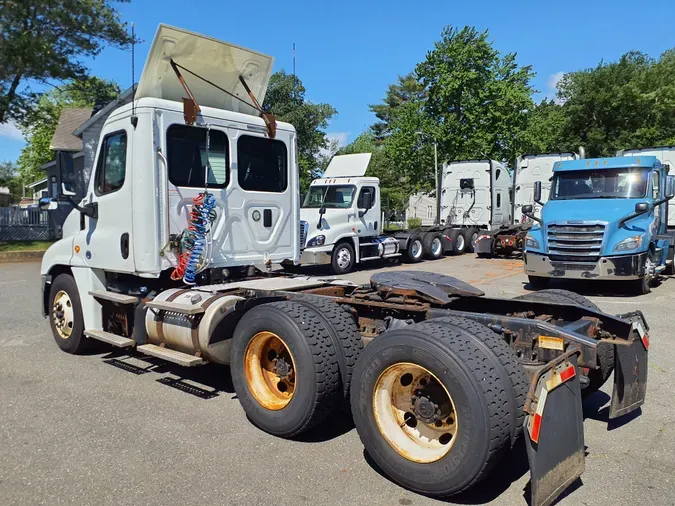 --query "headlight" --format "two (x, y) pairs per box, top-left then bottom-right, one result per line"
(307, 235), (326, 247)
(525, 235), (540, 249)
(614, 235), (642, 252)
